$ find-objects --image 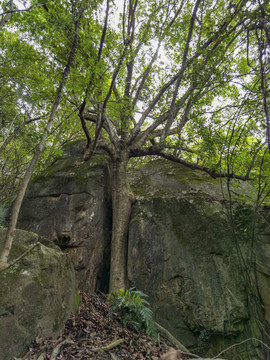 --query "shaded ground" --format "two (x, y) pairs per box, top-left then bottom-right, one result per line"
(19, 292), (192, 360)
